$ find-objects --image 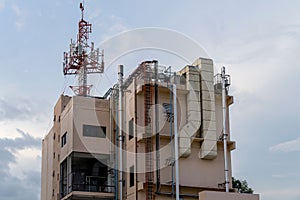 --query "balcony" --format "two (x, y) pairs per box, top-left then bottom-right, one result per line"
(60, 152), (114, 200)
